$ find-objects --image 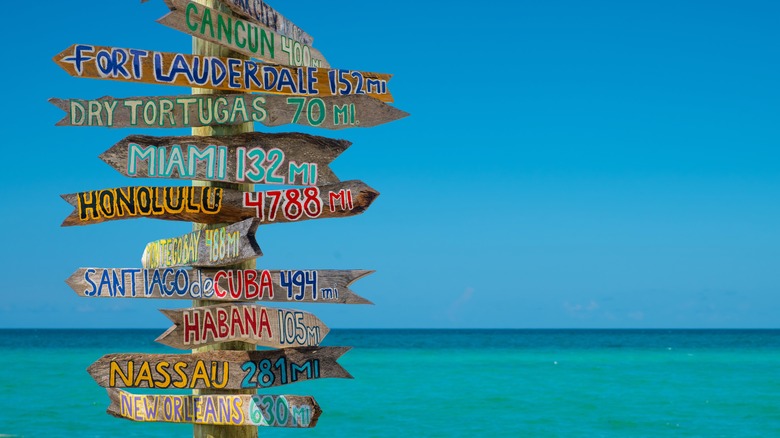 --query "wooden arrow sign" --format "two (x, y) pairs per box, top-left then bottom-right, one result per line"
(89, 347), (351, 390)
(142, 0), (314, 46)
(158, 0), (328, 68)
(141, 218), (261, 268)
(107, 388), (320, 427)
(60, 180), (378, 227)
(156, 304), (329, 350)
(53, 44), (392, 102)
(217, 0), (314, 45)
(100, 132), (348, 186)
(66, 268), (372, 304)
(49, 94), (408, 129)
